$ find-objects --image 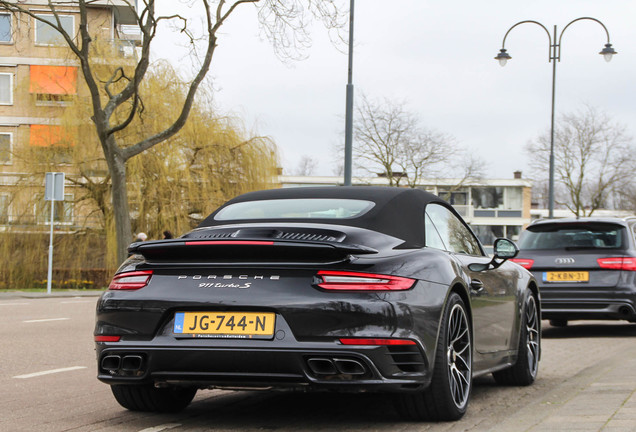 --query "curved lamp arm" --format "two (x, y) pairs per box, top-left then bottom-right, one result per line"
(495, 20), (552, 66)
(558, 17), (616, 62)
